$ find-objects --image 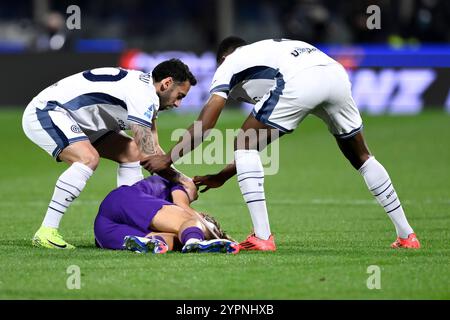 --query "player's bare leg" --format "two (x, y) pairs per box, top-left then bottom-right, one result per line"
(336, 132), (420, 248)
(121, 204), (197, 254)
(234, 114), (281, 251)
(33, 141), (98, 249)
(145, 232), (178, 251)
(151, 205), (207, 252)
(150, 205), (238, 253)
(95, 131), (144, 186)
